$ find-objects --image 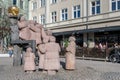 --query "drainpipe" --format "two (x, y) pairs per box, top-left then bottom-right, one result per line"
(86, 0), (89, 47)
(45, 0), (47, 29)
